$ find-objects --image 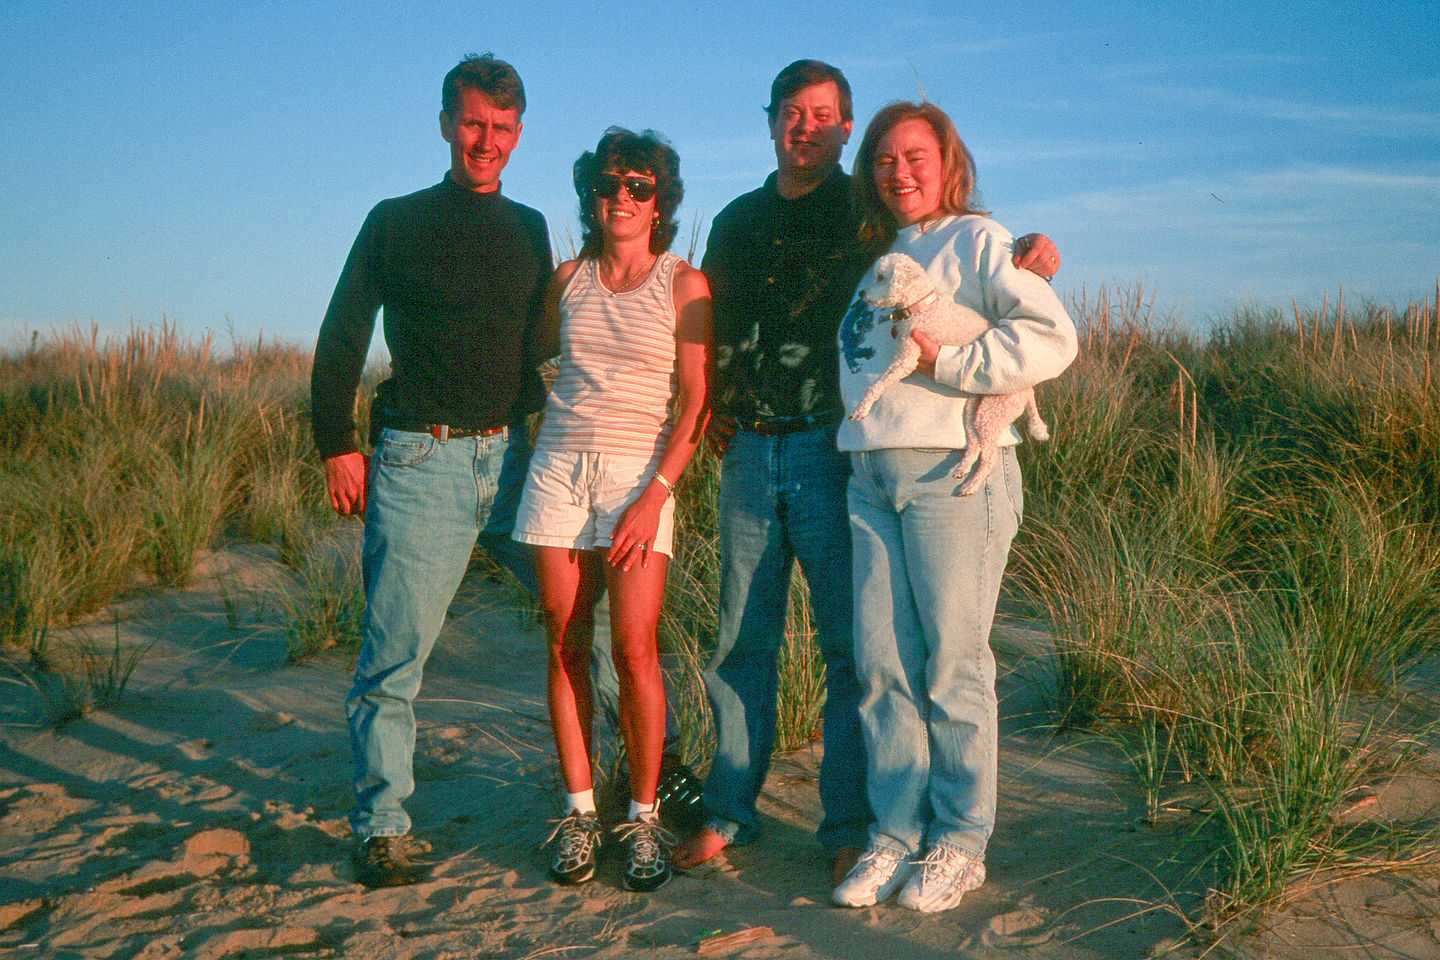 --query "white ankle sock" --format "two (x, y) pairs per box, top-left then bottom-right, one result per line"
(629, 799), (659, 822)
(566, 789), (596, 815)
